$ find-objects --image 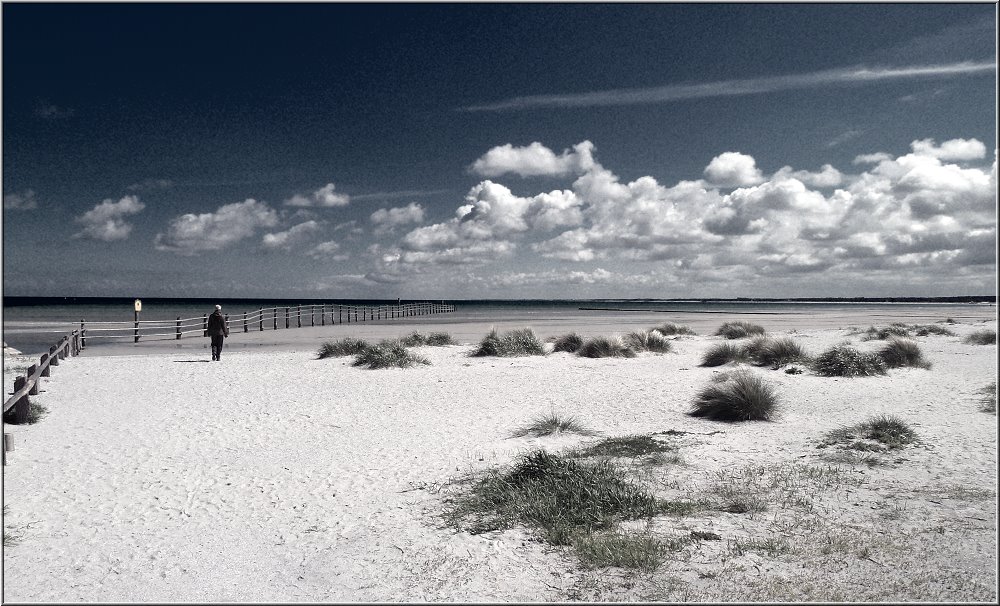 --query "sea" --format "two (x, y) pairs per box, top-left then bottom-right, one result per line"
(2, 295), (995, 357)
